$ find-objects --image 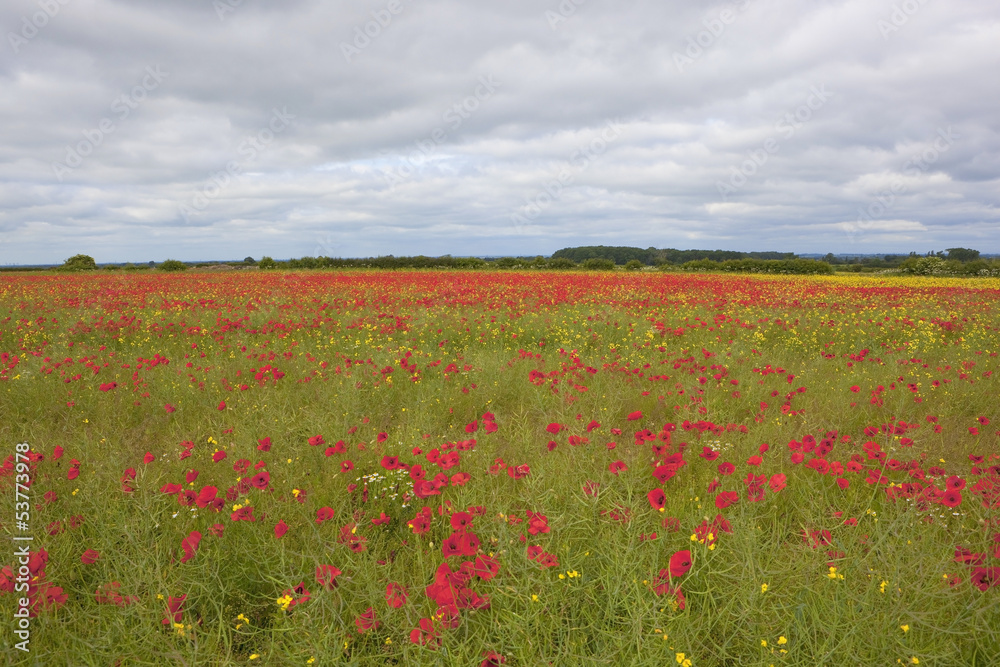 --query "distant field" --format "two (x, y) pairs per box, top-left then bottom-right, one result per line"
(1, 271), (998, 666)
